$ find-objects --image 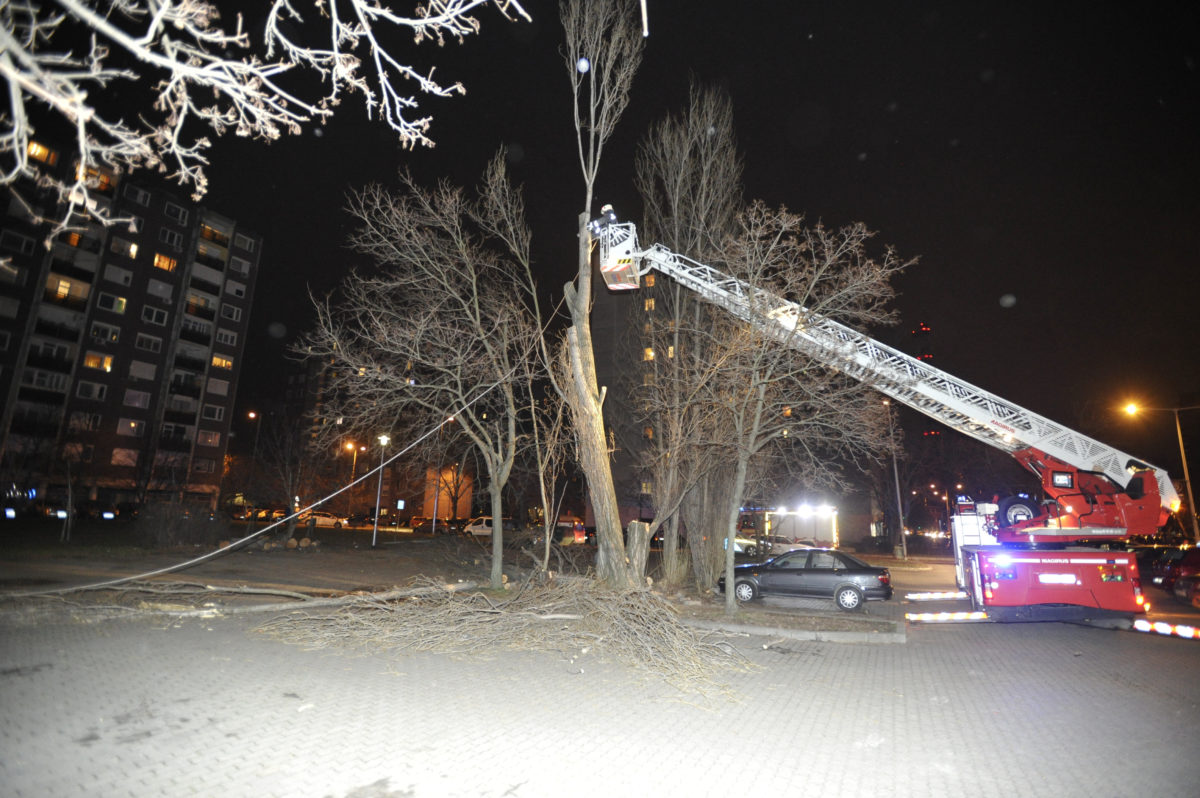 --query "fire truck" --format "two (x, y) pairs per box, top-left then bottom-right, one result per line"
(591, 208), (1179, 625)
